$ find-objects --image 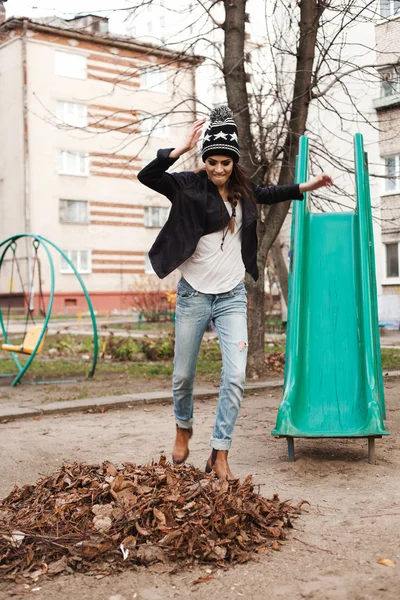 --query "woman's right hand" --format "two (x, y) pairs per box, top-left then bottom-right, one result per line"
(169, 120), (206, 159)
